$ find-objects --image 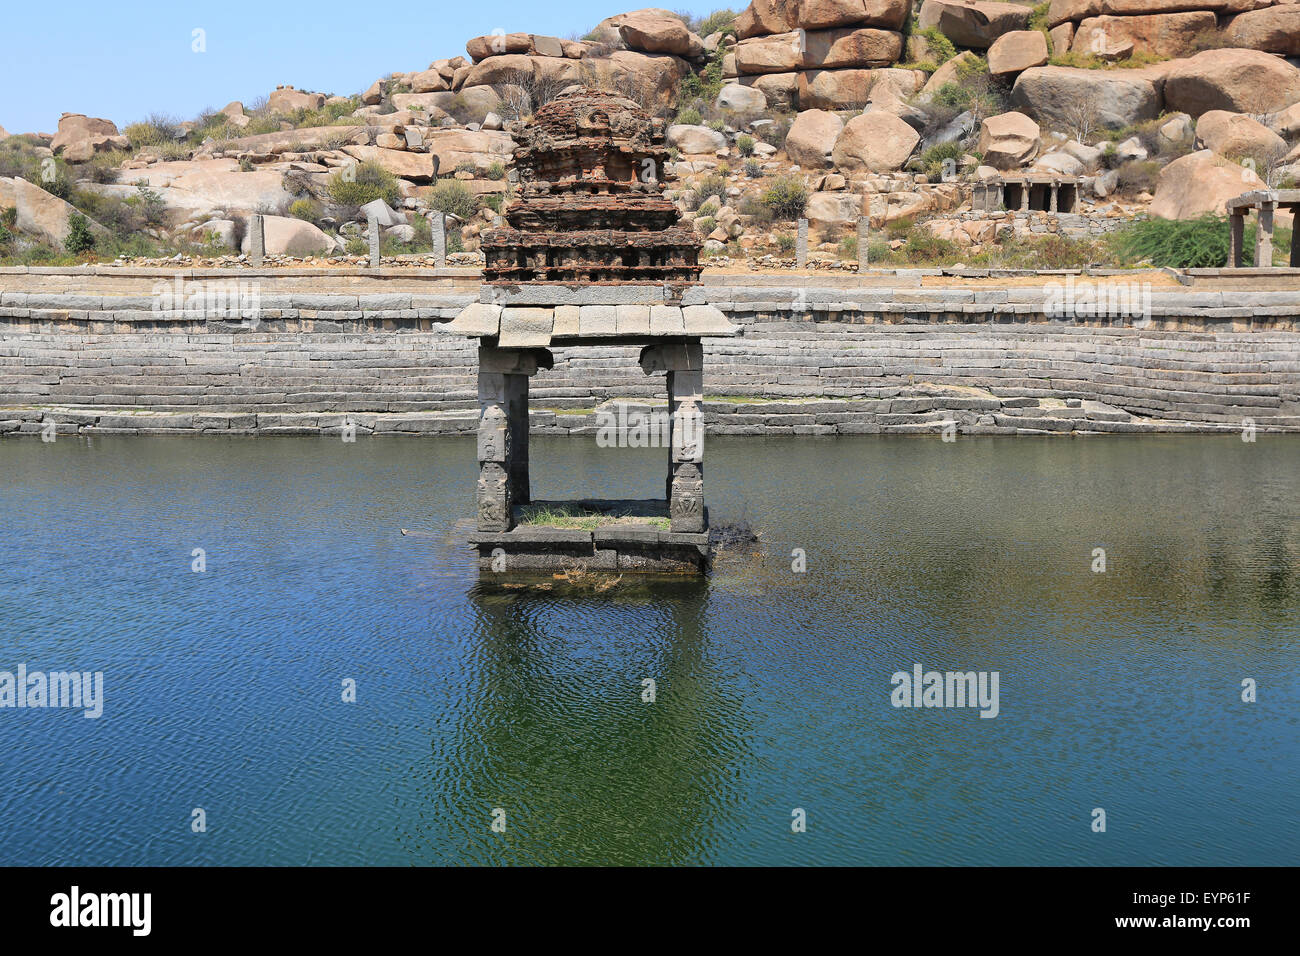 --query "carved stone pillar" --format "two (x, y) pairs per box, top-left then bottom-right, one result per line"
(476, 369), (513, 532)
(640, 340), (705, 533)
(476, 346), (550, 531)
(668, 367), (705, 533)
